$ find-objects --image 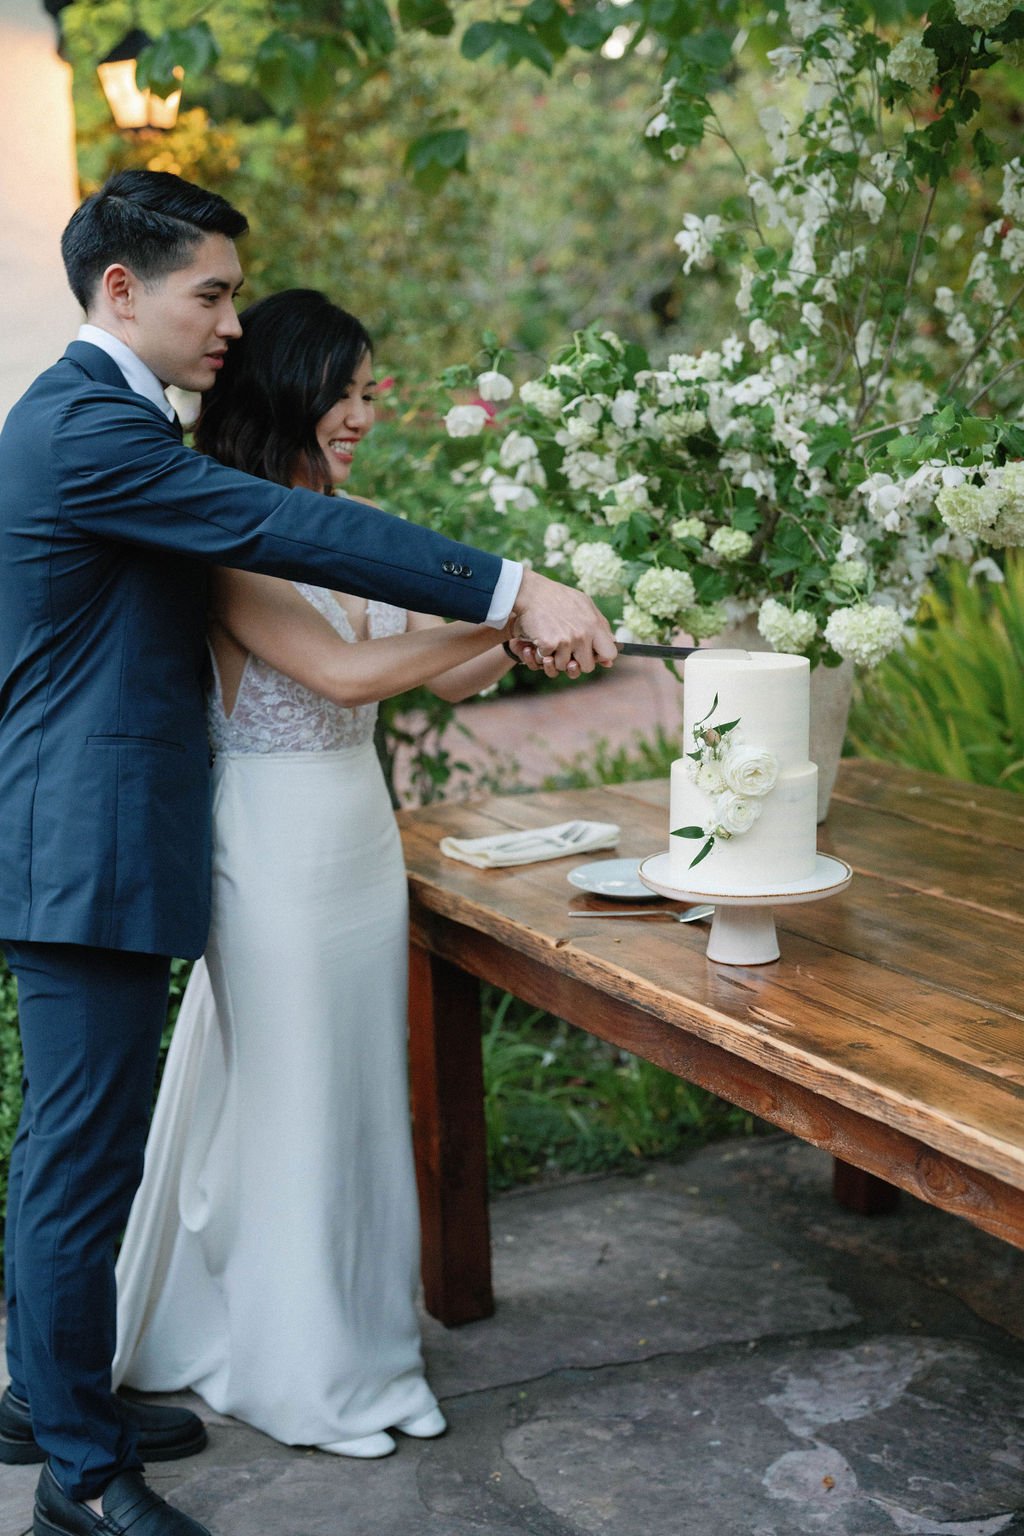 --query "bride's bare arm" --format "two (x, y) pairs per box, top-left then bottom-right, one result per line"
(211, 568), (508, 708)
(404, 611), (535, 701)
